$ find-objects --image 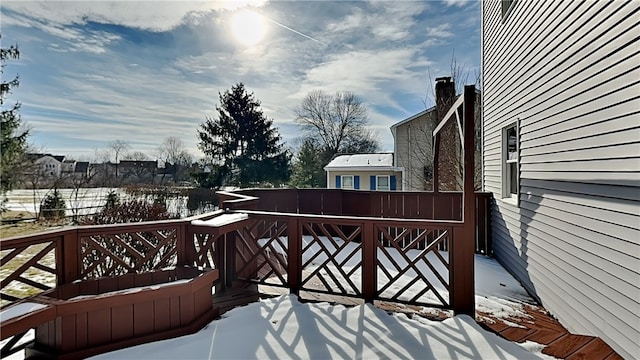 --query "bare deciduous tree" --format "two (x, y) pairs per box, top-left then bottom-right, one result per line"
(156, 136), (193, 183)
(109, 139), (130, 179)
(295, 90), (379, 155)
(123, 151), (149, 161)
